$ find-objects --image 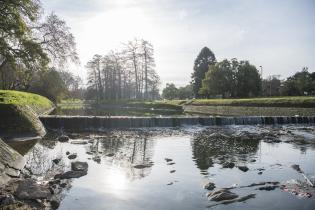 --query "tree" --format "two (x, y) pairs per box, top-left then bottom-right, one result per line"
(200, 59), (261, 98)
(191, 47), (216, 98)
(262, 75), (281, 96)
(162, 83), (178, 100)
(29, 68), (67, 102)
(282, 67), (315, 96)
(199, 59), (234, 98)
(35, 13), (79, 67)
(86, 39), (160, 101)
(177, 84), (193, 99)
(235, 61), (261, 97)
